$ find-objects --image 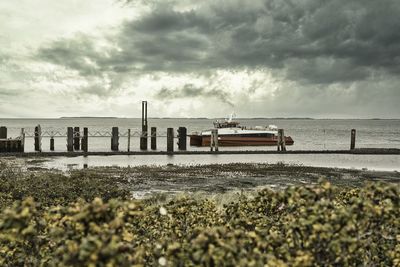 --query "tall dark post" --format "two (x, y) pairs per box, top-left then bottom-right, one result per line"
(0, 126), (7, 139)
(20, 128), (25, 152)
(140, 101), (148, 150)
(281, 129), (286, 151)
(210, 129), (218, 152)
(67, 127), (74, 152)
(111, 127), (119, 151)
(350, 129), (356, 150)
(34, 125), (42, 152)
(82, 127), (88, 152)
(277, 129), (286, 151)
(167, 128), (174, 153)
(178, 127), (187, 150)
(151, 127), (157, 150)
(127, 129), (131, 152)
(73, 127), (80, 150)
(50, 137), (55, 151)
